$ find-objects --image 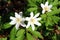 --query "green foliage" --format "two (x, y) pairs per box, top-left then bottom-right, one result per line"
(0, 38), (7, 40)
(25, 0), (60, 40)
(0, 0), (60, 40)
(27, 27), (43, 39)
(10, 27), (17, 40)
(16, 29), (25, 40)
(32, 31), (43, 39)
(27, 33), (35, 40)
(27, 7), (38, 13)
(2, 23), (11, 29)
(40, 8), (60, 30)
(52, 33), (57, 40)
